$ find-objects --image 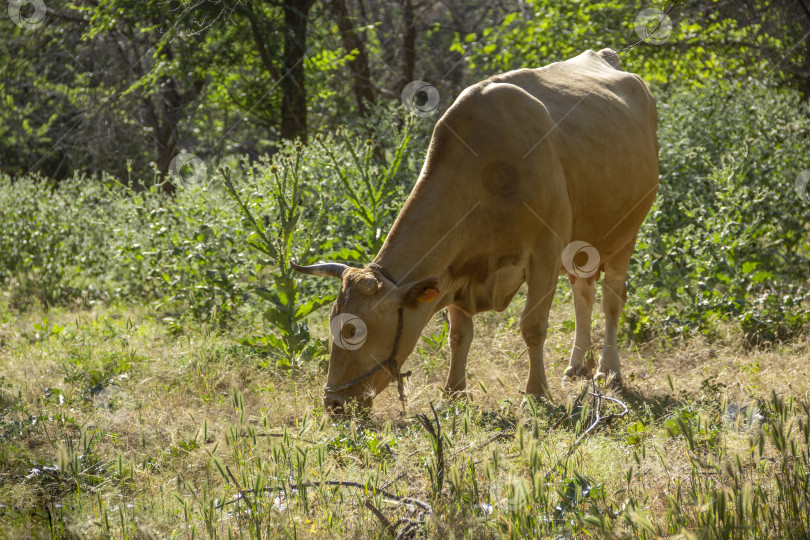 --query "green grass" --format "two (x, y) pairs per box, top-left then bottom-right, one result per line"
(1, 292), (808, 538)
